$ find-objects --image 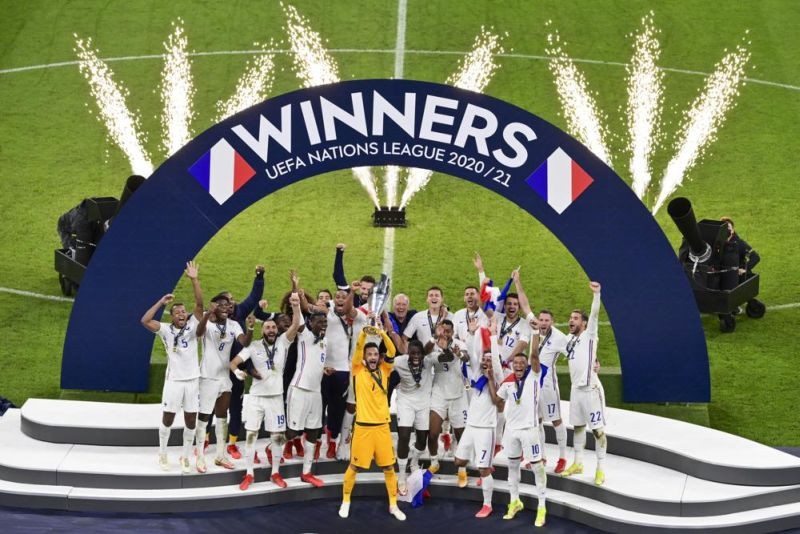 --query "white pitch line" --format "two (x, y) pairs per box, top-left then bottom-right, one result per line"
(1, 47), (798, 93)
(0, 287), (74, 302)
(381, 0), (407, 286)
(394, 0), (408, 79)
